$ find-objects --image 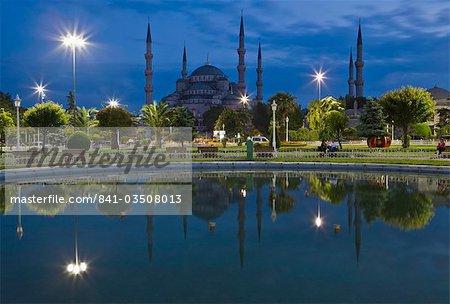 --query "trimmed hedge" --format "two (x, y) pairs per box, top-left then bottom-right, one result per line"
(67, 131), (91, 150)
